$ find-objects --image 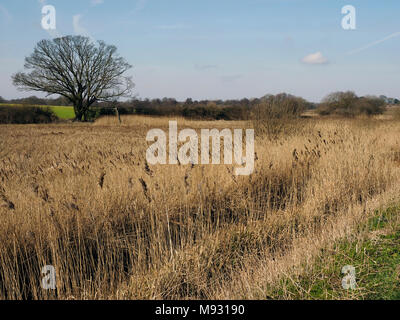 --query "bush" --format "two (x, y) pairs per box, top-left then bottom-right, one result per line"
(252, 93), (308, 119)
(251, 93), (309, 138)
(318, 92), (386, 117)
(0, 106), (58, 124)
(355, 96), (386, 115)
